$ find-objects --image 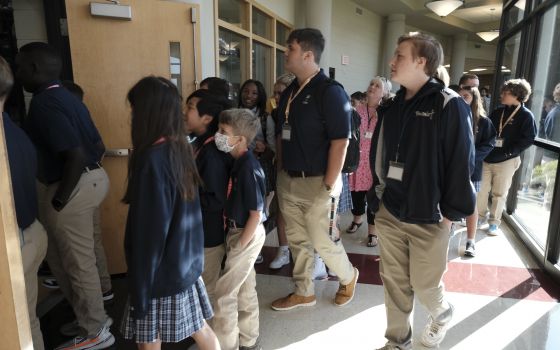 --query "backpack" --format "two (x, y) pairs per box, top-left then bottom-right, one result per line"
(315, 78), (361, 173)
